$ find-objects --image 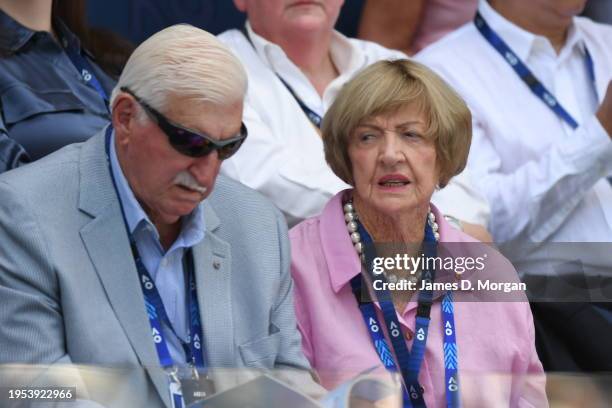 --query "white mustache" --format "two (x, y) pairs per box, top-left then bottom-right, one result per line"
(173, 172), (207, 194)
